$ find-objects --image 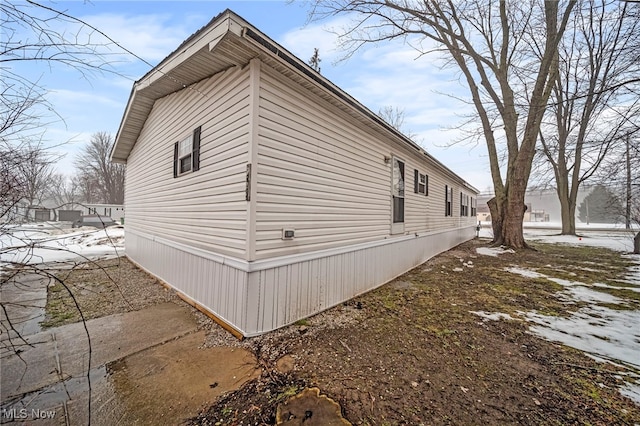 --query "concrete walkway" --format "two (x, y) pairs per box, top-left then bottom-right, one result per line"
(2, 302), (199, 399)
(1, 302), (259, 425)
(0, 273), (49, 343)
